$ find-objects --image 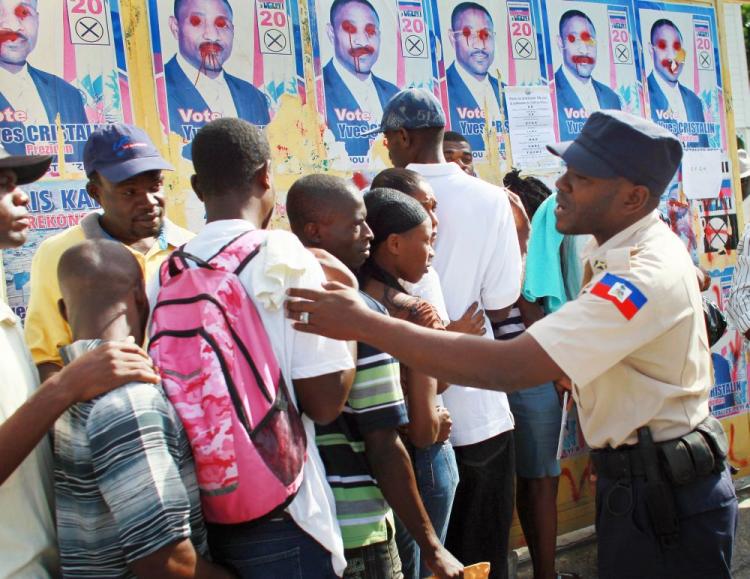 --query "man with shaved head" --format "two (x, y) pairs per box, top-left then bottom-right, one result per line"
(0, 148), (159, 578)
(287, 173), (463, 578)
(0, 0), (88, 161)
(54, 238), (232, 578)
